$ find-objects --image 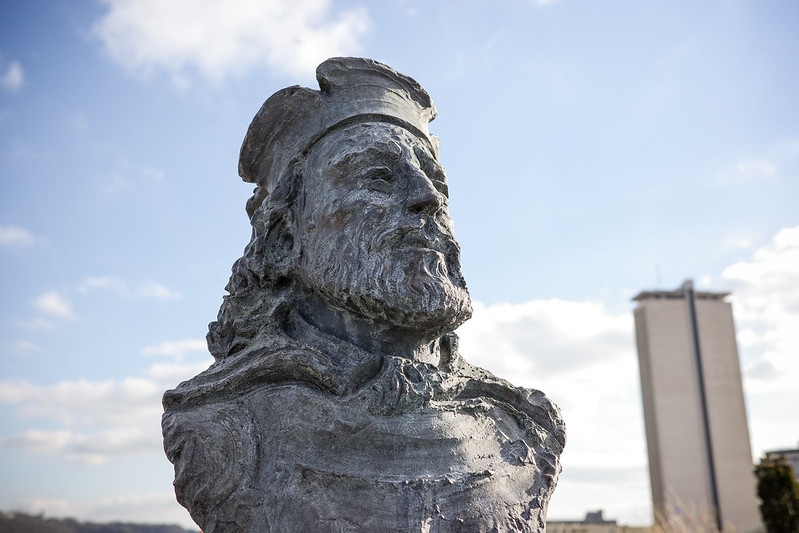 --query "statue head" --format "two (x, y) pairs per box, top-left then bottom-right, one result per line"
(207, 58), (472, 361)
